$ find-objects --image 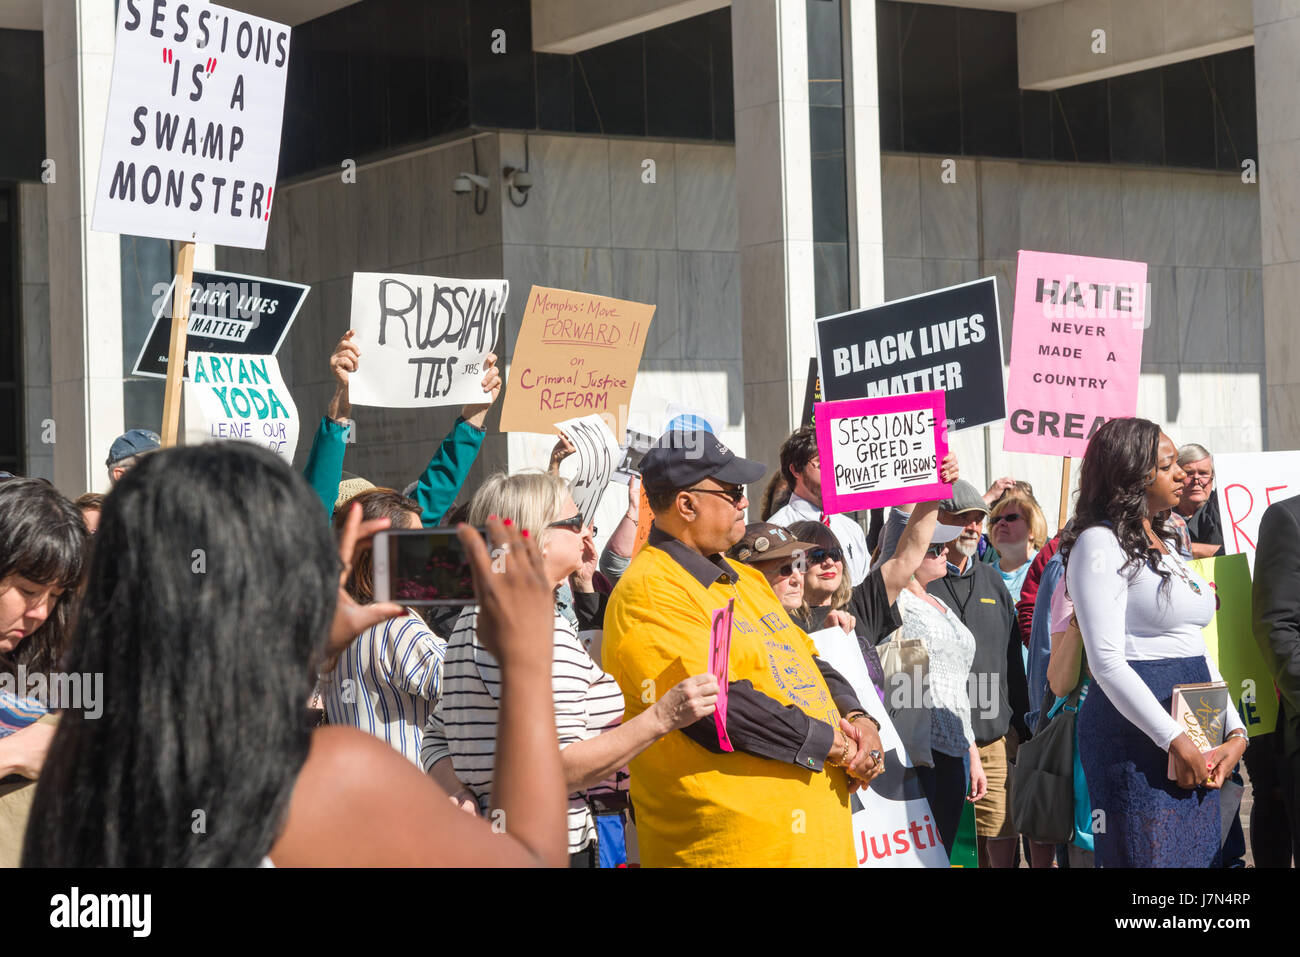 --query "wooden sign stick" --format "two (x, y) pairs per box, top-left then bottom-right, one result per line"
(159, 241), (197, 447)
(1057, 456), (1072, 531)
